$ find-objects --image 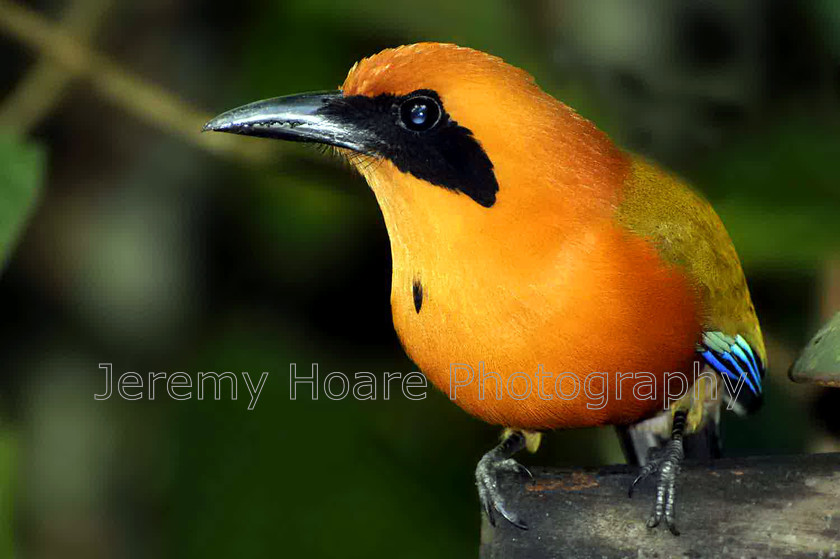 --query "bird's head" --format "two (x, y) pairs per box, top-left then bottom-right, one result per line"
(206, 43), (627, 254)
